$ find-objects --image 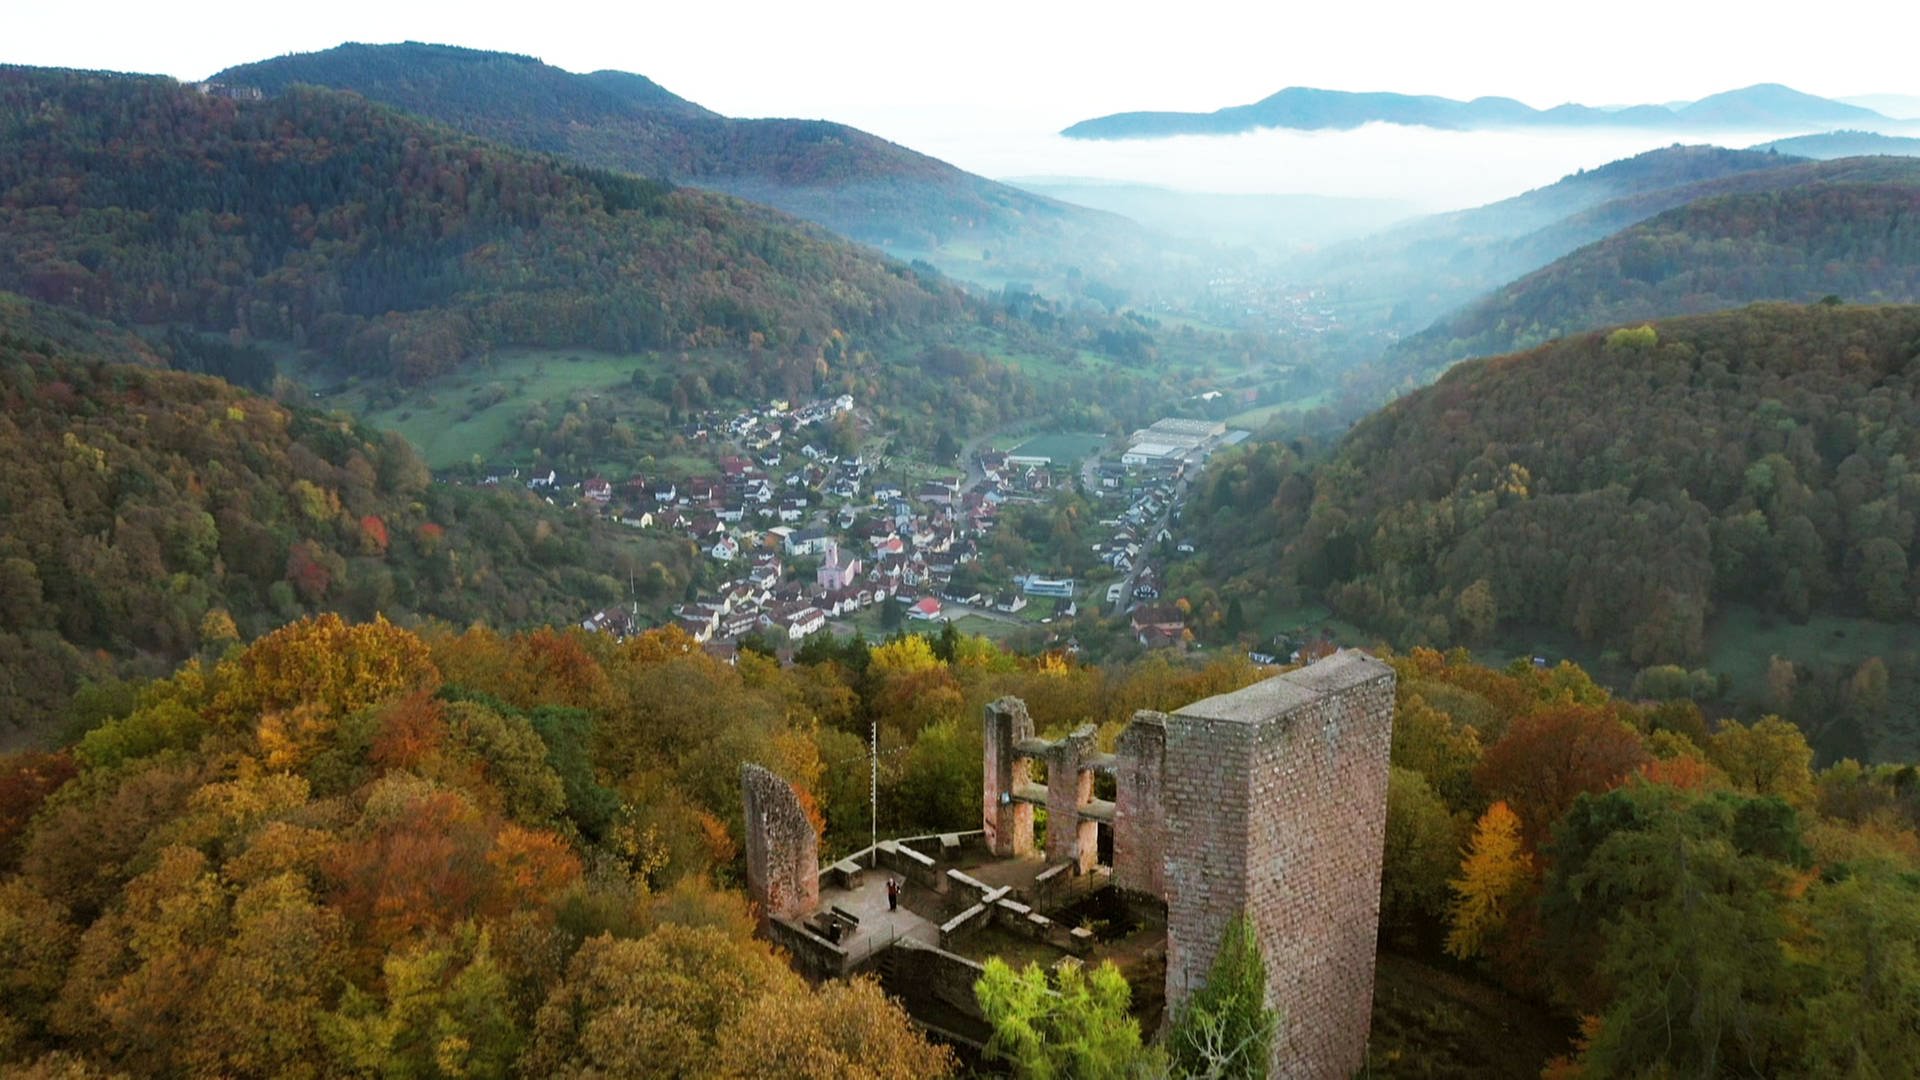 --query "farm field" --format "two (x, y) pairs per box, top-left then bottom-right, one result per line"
(318, 349), (670, 469)
(1227, 388), (1334, 430)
